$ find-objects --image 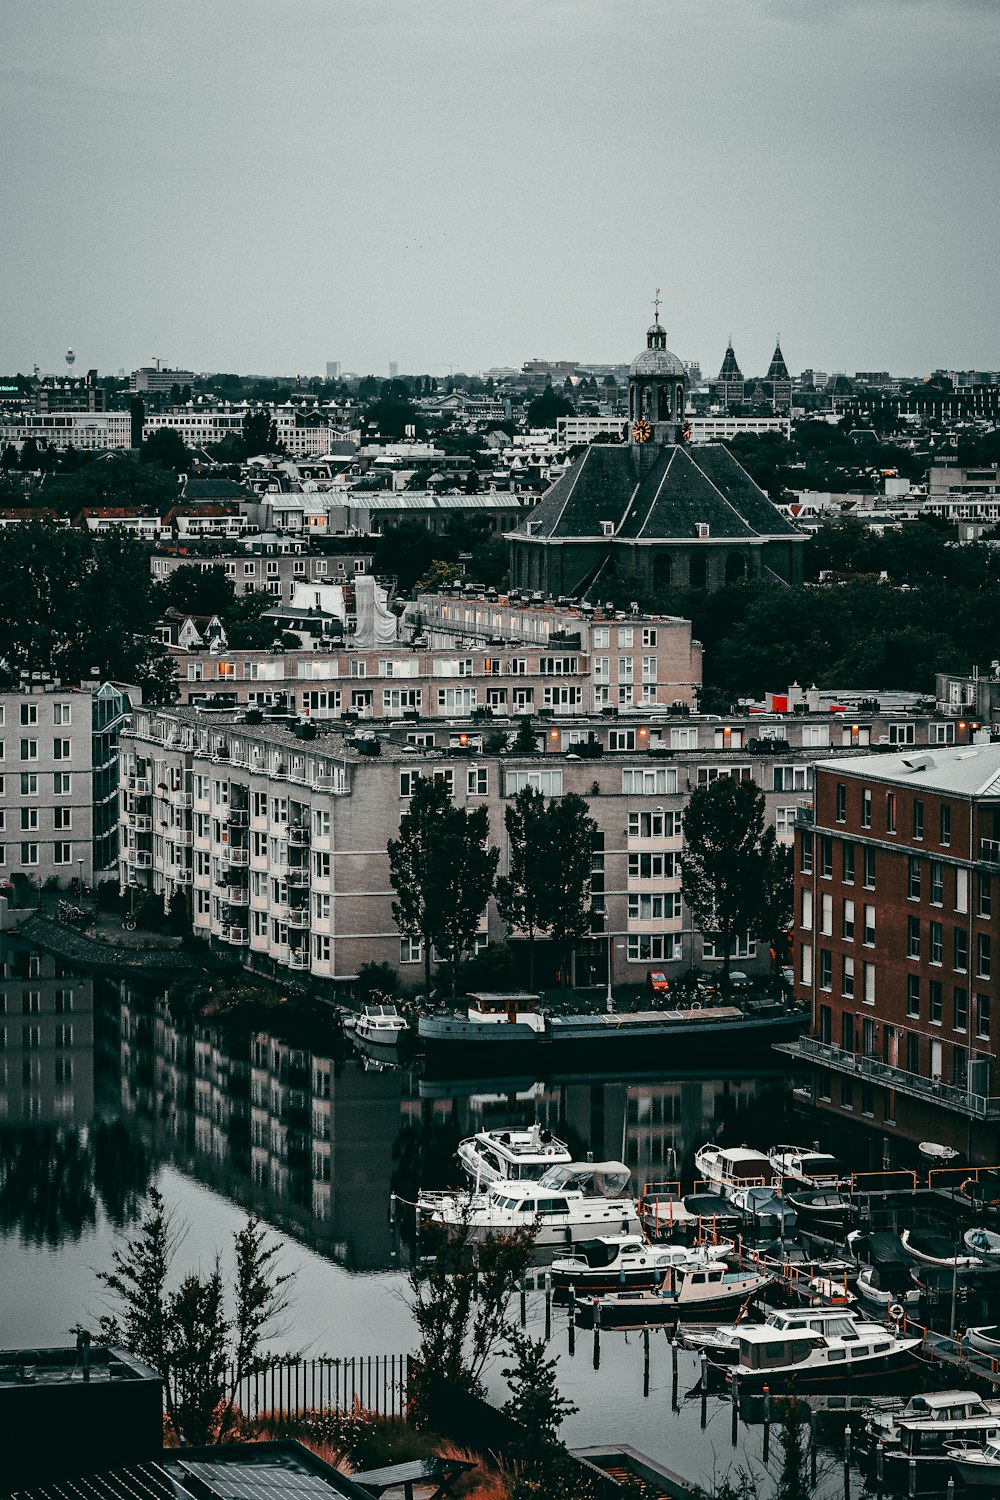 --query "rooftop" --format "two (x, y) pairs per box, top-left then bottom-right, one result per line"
(817, 740), (1000, 797)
